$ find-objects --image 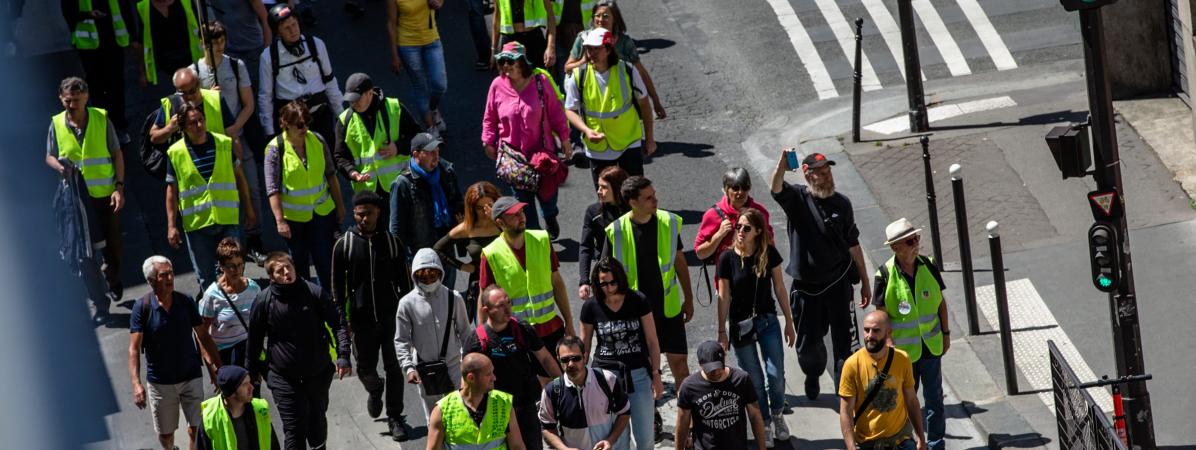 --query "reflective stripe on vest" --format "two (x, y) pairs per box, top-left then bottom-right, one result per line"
(53, 108), (115, 198)
(337, 97), (407, 193)
(879, 256), (944, 362)
(439, 390), (513, 450)
(481, 230), (559, 325)
(137, 0), (204, 85)
(574, 62), (642, 152)
(606, 210), (682, 318)
(73, 0), (130, 49)
(497, 0), (549, 34)
(200, 396), (272, 450)
(551, 0), (594, 26)
(162, 89), (226, 136)
(278, 131), (335, 222)
(168, 133), (239, 232)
